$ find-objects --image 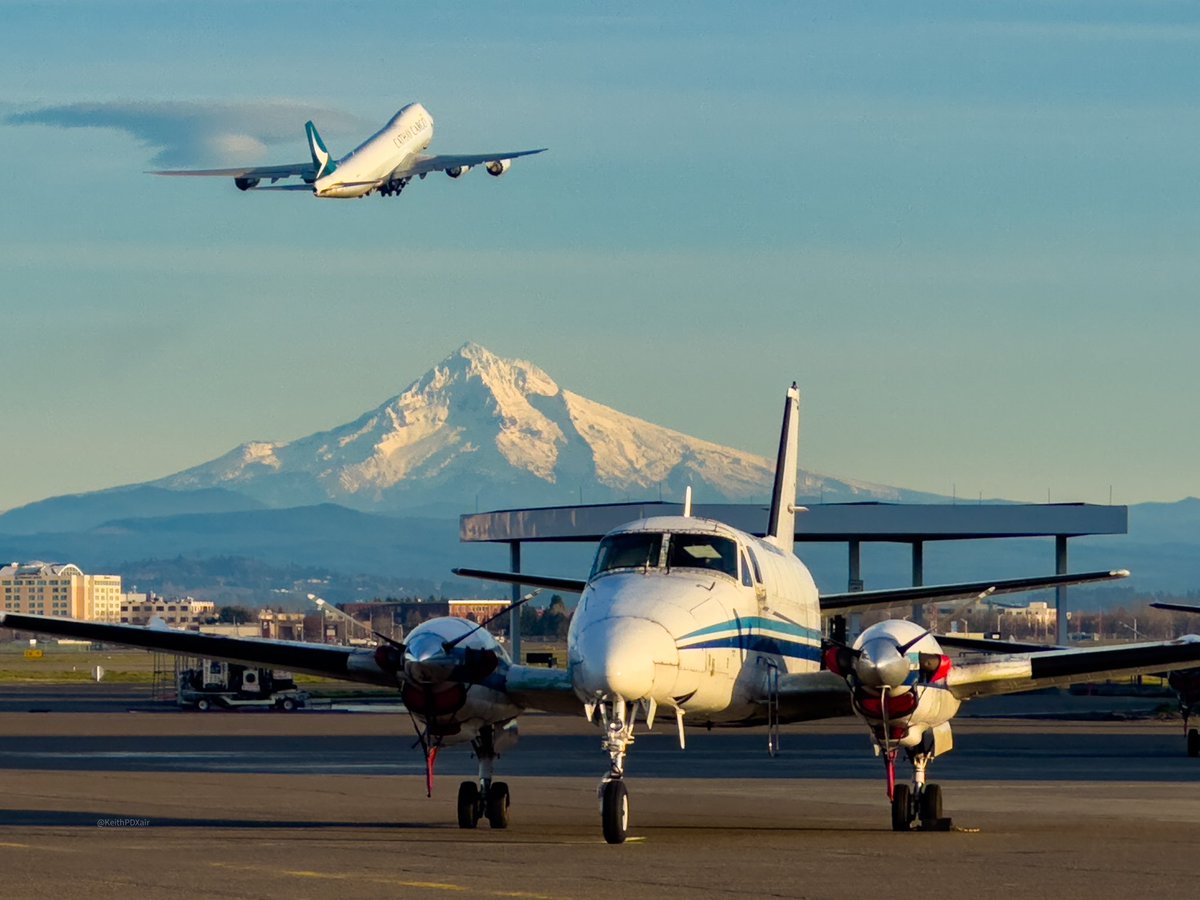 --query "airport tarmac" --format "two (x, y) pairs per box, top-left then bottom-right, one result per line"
(0, 686), (1197, 899)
